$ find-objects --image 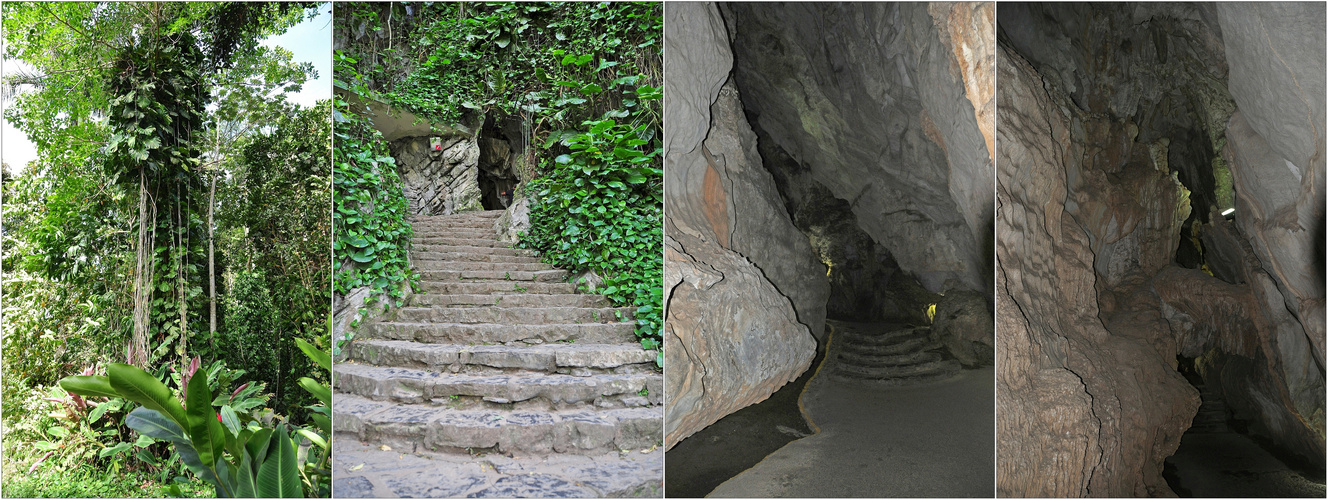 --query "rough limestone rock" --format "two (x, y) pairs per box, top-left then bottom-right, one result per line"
(997, 3), (1325, 494)
(1217, 2), (1326, 375)
(724, 2), (994, 296)
(995, 46), (1198, 497)
(707, 80), (830, 337)
(390, 136), (483, 216)
(662, 2), (819, 449)
(930, 290), (993, 367)
(493, 194), (530, 245)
